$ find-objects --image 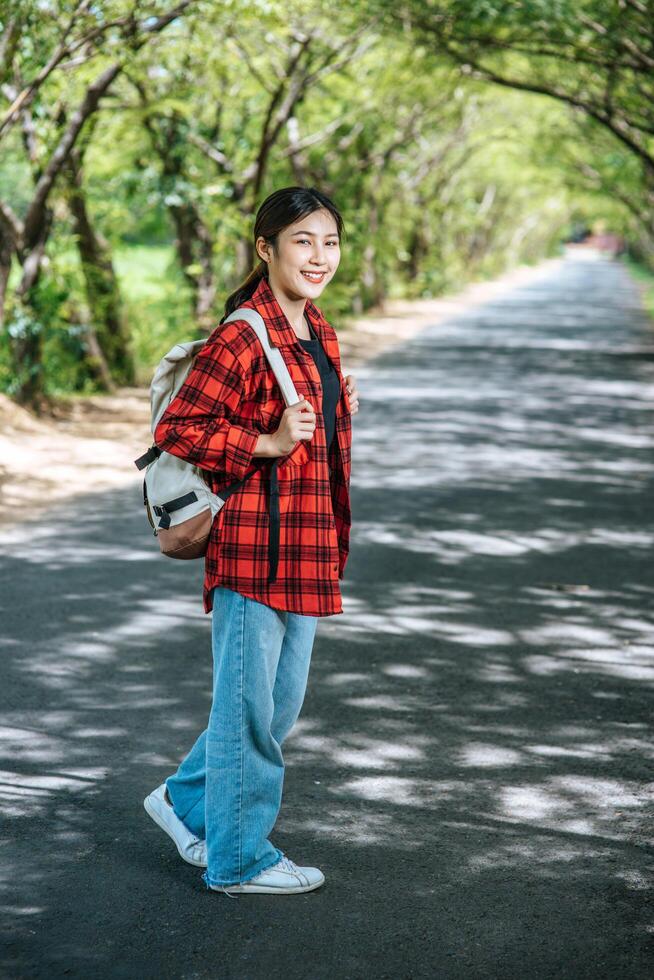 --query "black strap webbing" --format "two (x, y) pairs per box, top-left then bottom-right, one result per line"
(134, 445), (161, 471)
(147, 458), (280, 576)
(219, 466), (260, 501)
(216, 460), (280, 582)
(267, 459), (280, 583)
(153, 490), (199, 530)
